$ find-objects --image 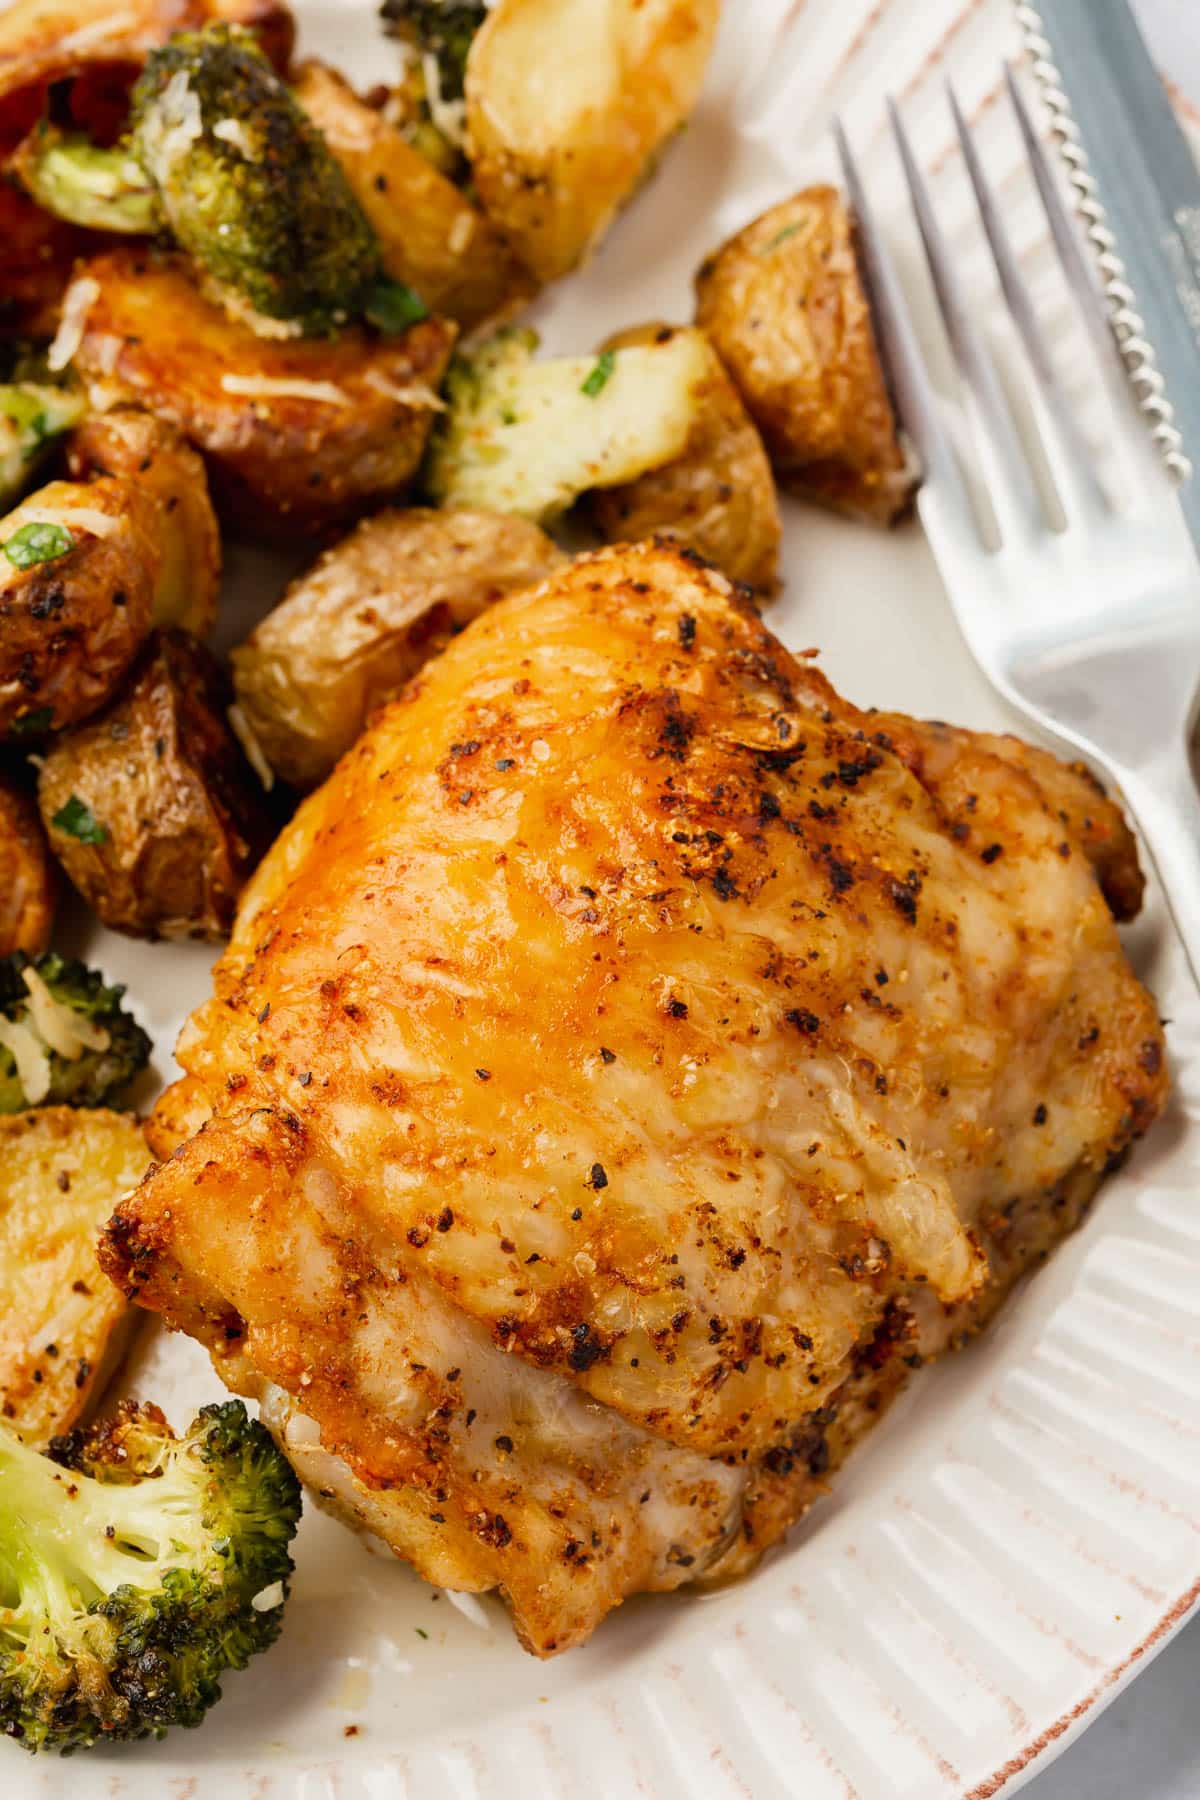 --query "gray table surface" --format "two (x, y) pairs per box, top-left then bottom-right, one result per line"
(1028, 5), (1199, 1796)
